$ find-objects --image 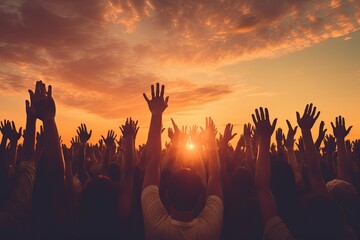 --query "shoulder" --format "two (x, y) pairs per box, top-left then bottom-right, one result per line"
(263, 216), (296, 240)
